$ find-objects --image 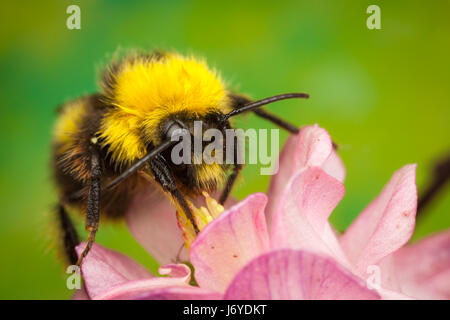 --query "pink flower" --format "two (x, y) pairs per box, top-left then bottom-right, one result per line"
(74, 125), (450, 300)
